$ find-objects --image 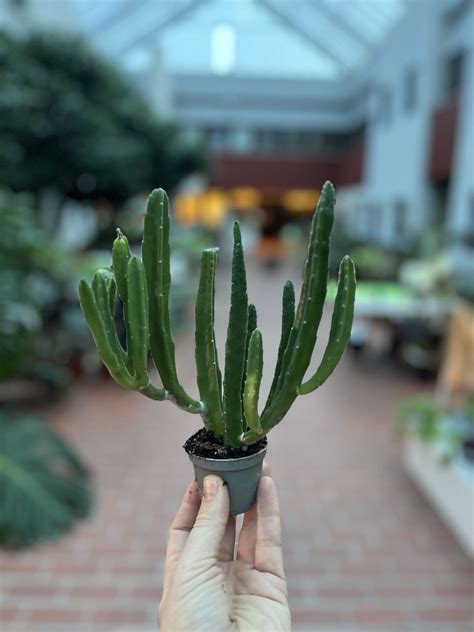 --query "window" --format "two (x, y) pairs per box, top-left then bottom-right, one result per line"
(467, 192), (474, 245)
(206, 128), (230, 150)
(444, 52), (465, 98)
(403, 68), (418, 113)
(367, 203), (382, 239)
(210, 23), (236, 76)
(394, 199), (408, 236)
